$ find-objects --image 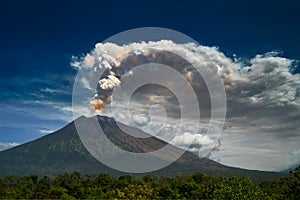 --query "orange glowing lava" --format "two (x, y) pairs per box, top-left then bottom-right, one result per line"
(91, 100), (105, 112)
(151, 53), (156, 59)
